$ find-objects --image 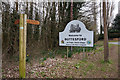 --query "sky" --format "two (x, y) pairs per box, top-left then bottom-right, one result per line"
(113, 1), (118, 18)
